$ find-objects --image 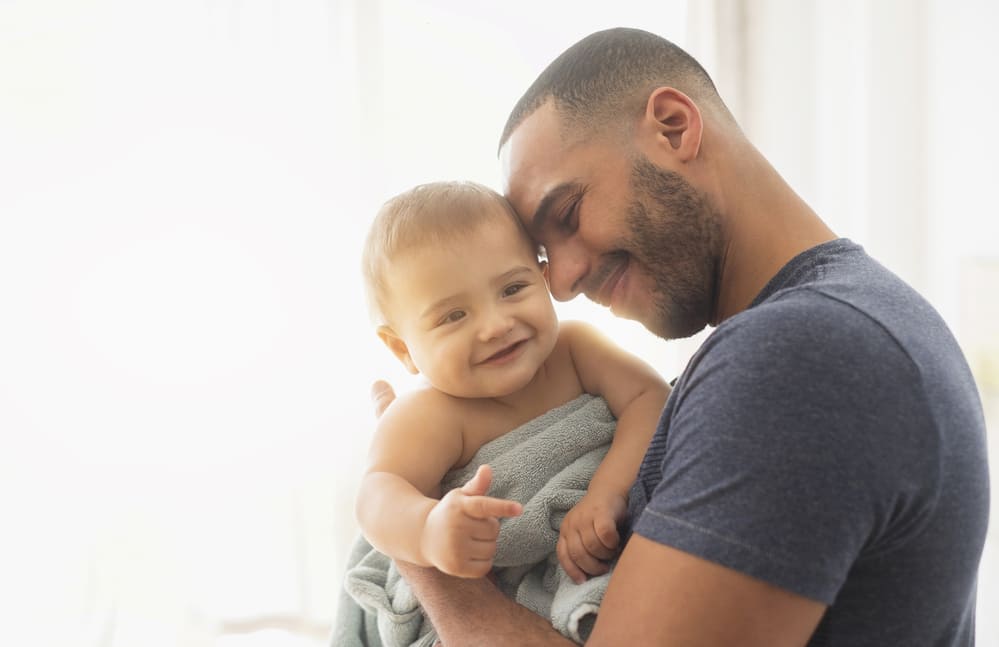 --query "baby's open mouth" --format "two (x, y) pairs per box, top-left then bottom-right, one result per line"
(485, 340), (525, 362)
